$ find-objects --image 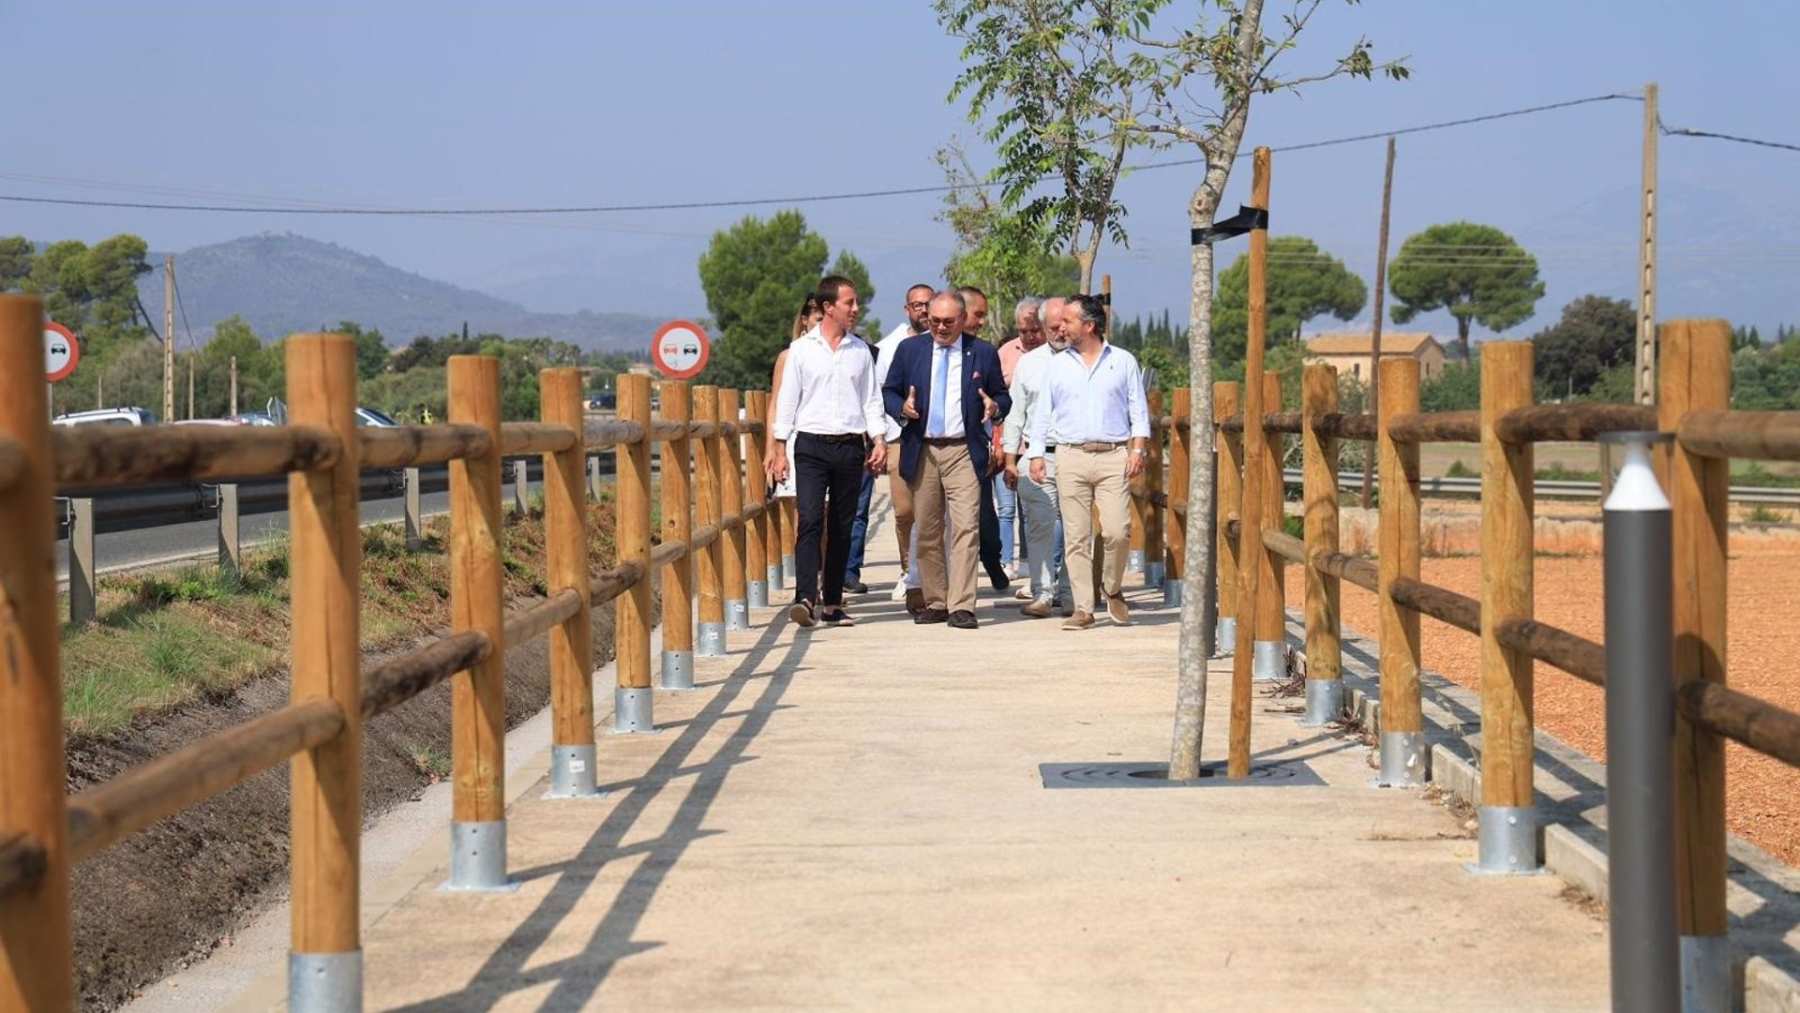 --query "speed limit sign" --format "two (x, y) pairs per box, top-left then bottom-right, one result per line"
(650, 320), (710, 380)
(45, 321), (80, 383)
